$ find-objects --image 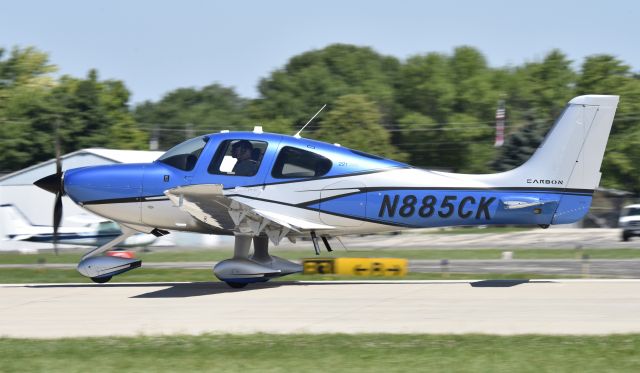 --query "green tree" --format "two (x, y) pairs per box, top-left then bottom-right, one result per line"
(2, 43), (637, 193)
(397, 52), (455, 123)
(504, 50), (575, 123)
(254, 44), (400, 128)
(0, 46), (56, 88)
(576, 55), (630, 95)
(396, 111), (492, 171)
(395, 47), (500, 172)
(490, 50), (576, 174)
(603, 129), (640, 194)
(134, 83), (250, 149)
(396, 46), (499, 120)
(395, 112), (438, 167)
(576, 55), (640, 133)
(491, 111), (548, 171)
(450, 46), (500, 119)
(45, 70), (147, 153)
(576, 55), (640, 193)
(0, 51), (145, 172)
(312, 94), (407, 161)
(254, 116), (294, 135)
(0, 47), (57, 171)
